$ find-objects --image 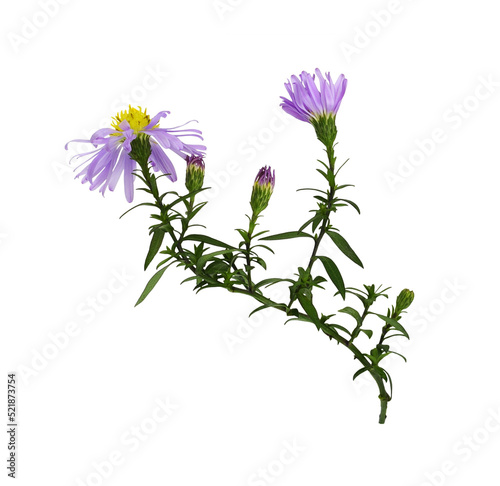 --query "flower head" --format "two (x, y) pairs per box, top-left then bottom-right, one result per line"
(280, 70), (347, 146)
(66, 106), (206, 202)
(281, 69), (347, 122)
(250, 166), (275, 215)
(185, 155), (206, 193)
